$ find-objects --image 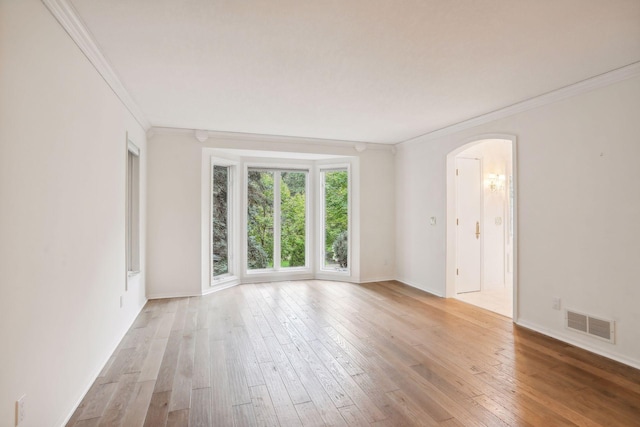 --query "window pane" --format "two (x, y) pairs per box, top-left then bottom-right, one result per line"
(126, 149), (140, 272)
(323, 170), (348, 269)
(280, 172), (306, 268)
(212, 165), (229, 276)
(247, 170), (274, 269)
